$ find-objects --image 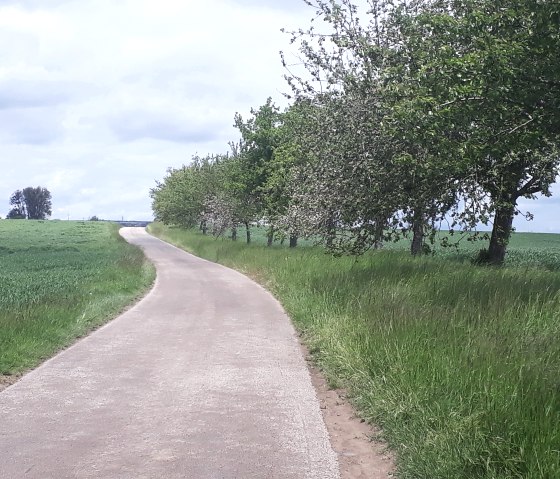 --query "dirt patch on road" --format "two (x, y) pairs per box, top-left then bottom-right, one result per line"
(0, 374), (20, 393)
(302, 346), (395, 479)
